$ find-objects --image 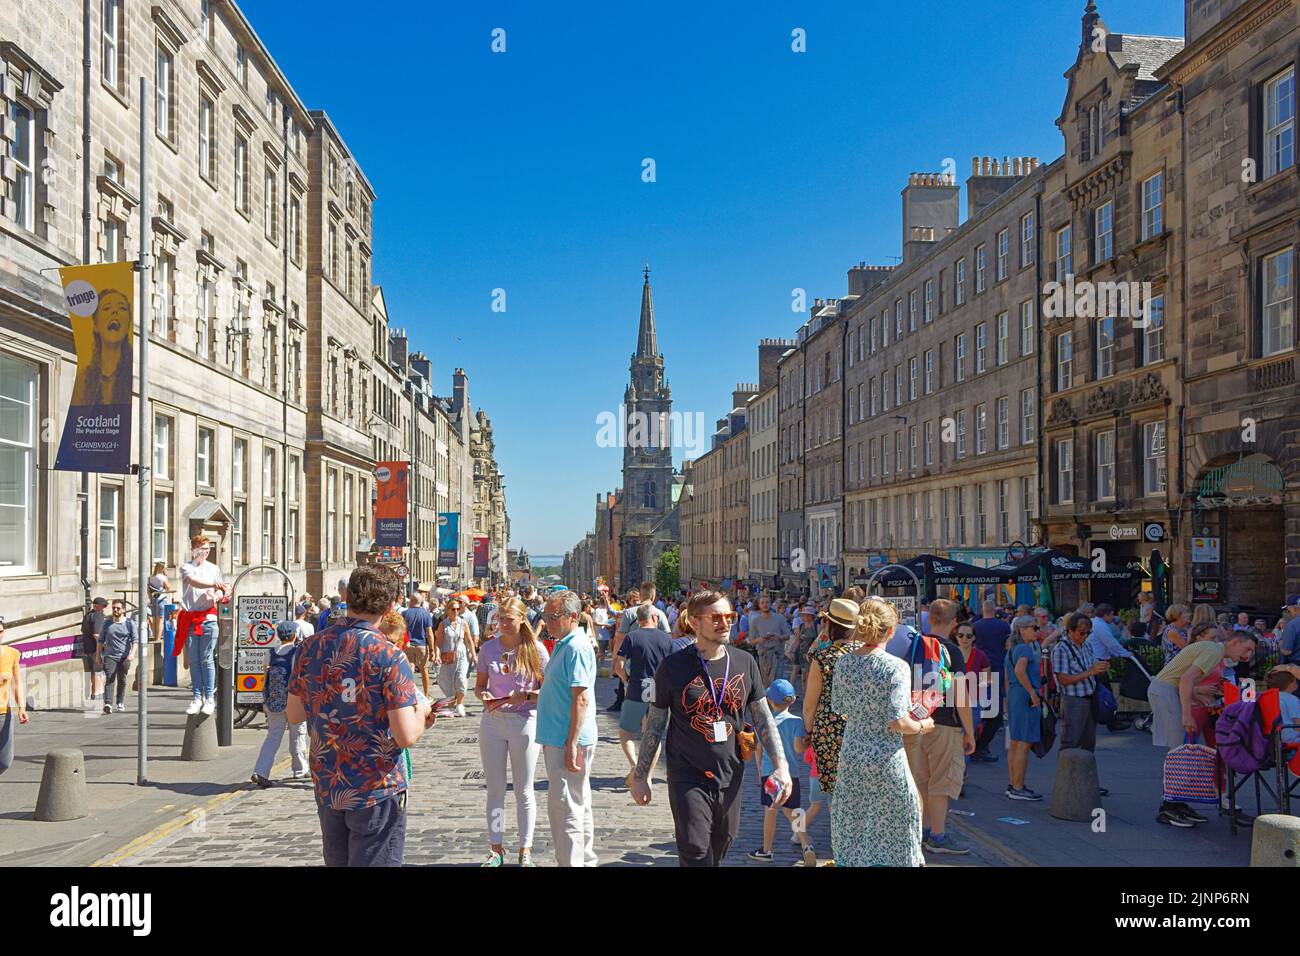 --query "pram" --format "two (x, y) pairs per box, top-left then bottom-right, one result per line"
(1118, 639), (1159, 732)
